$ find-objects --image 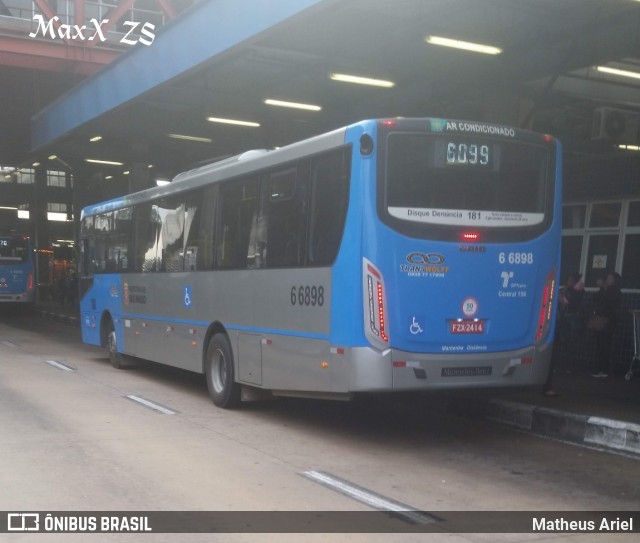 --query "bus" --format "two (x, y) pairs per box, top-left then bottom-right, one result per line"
(0, 233), (36, 307)
(78, 118), (561, 408)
